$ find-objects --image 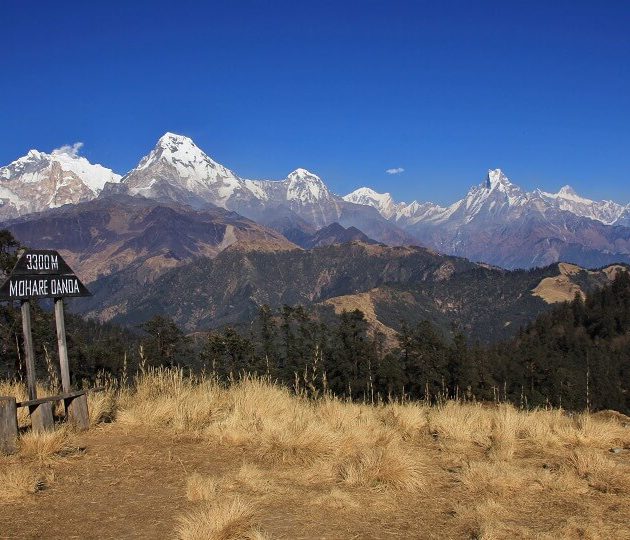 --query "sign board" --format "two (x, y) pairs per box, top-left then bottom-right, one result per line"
(0, 249), (91, 300)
